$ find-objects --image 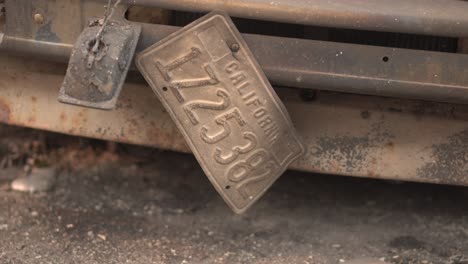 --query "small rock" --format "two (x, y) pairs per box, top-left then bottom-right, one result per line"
(94, 204), (103, 211)
(66, 224), (74, 229)
(347, 258), (390, 264)
(16, 244), (26, 250)
(31, 211), (39, 217)
(11, 168), (56, 193)
(0, 224), (8, 230)
(173, 208), (184, 214)
(97, 234), (106, 241)
(332, 244), (341, 248)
